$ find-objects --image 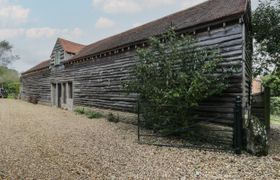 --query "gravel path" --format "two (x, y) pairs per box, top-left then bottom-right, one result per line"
(0, 99), (279, 179)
